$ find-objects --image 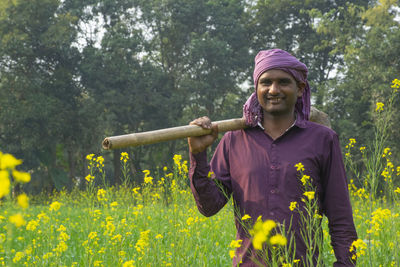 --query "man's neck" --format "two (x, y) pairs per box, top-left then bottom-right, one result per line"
(261, 112), (296, 140)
